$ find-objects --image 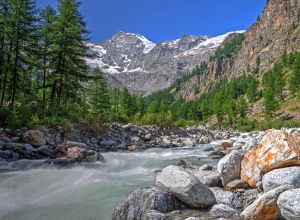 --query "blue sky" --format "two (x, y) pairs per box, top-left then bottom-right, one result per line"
(36, 0), (266, 43)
